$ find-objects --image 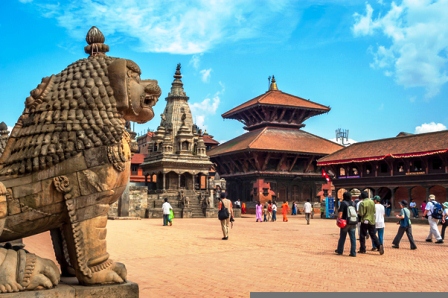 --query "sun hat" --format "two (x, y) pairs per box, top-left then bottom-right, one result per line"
(428, 194), (436, 200)
(443, 202), (448, 209)
(399, 200), (407, 207)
